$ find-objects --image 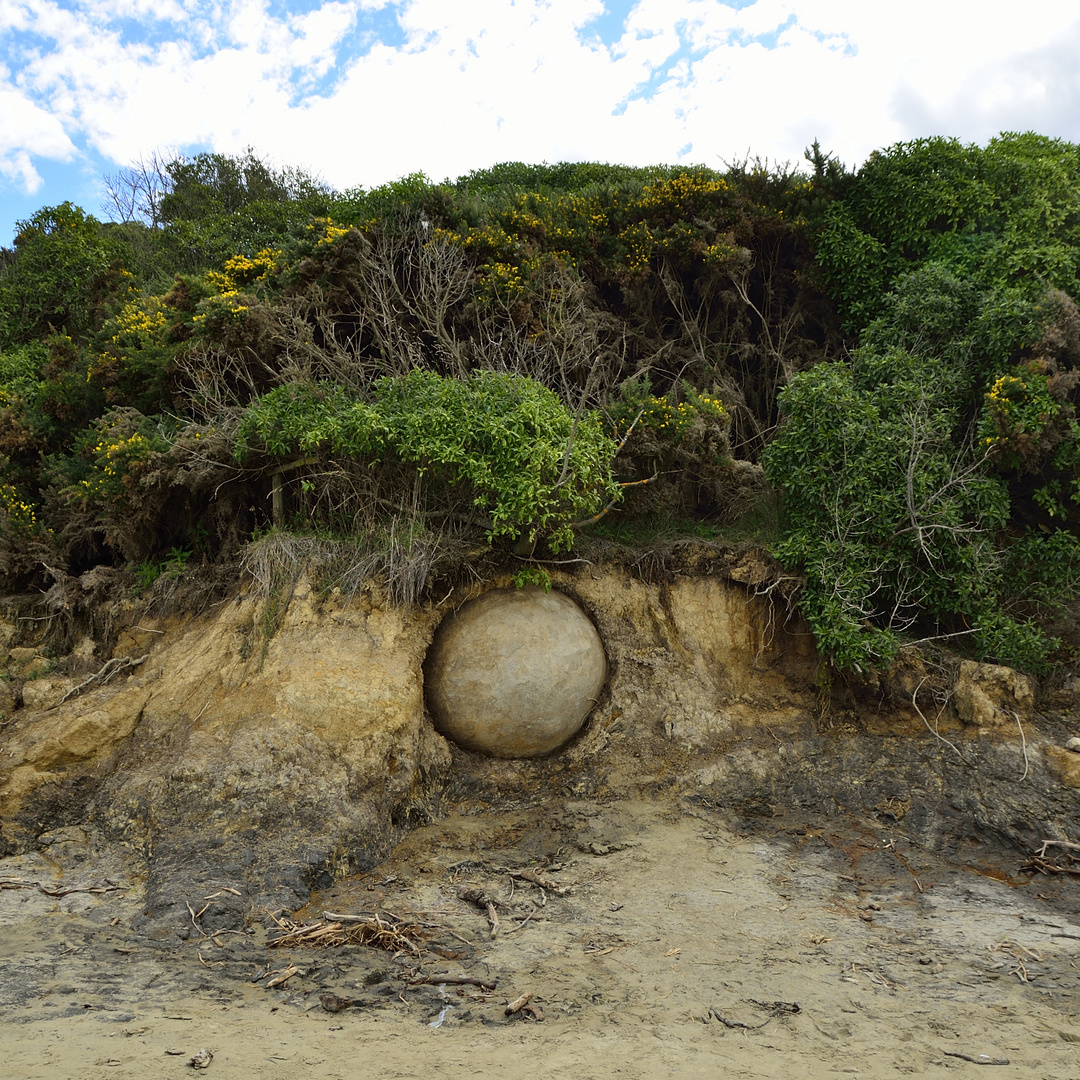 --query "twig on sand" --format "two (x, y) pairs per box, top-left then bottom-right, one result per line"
(504, 912), (546, 935)
(509, 869), (571, 896)
(408, 974), (497, 991)
(263, 964), (299, 988)
(943, 1052), (1010, 1065)
(710, 1007), (769, 1030)
(1, 878), (127, 898)
(505, 991), (532, 1016)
